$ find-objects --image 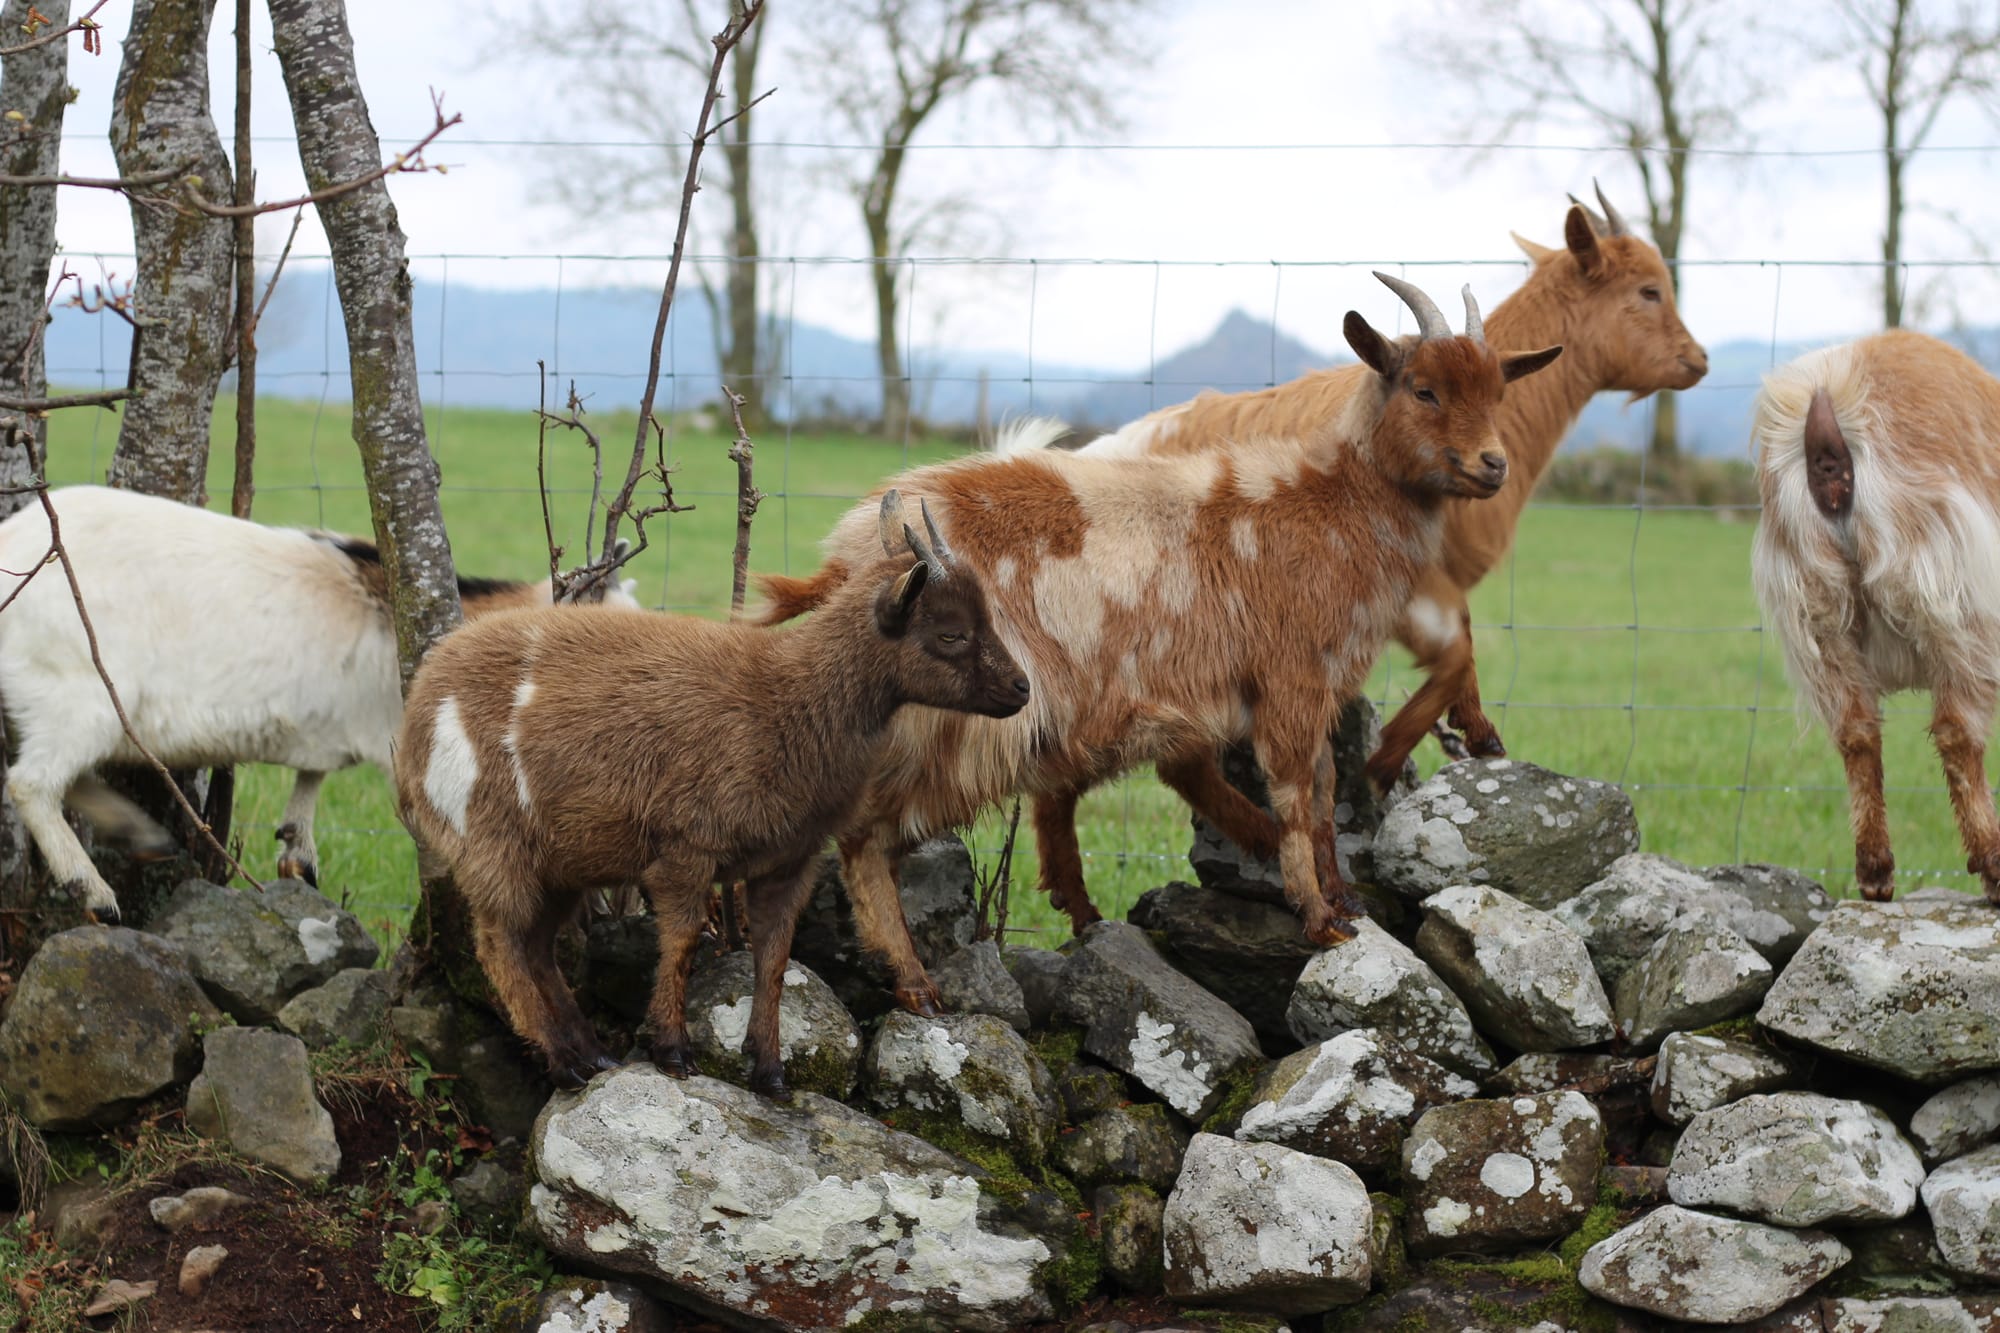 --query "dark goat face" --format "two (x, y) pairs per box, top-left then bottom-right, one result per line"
(874, 561), (1030, 719)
